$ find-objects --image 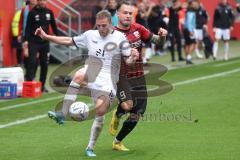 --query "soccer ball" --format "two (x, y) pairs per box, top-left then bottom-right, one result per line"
(69, 101), (89, 121)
